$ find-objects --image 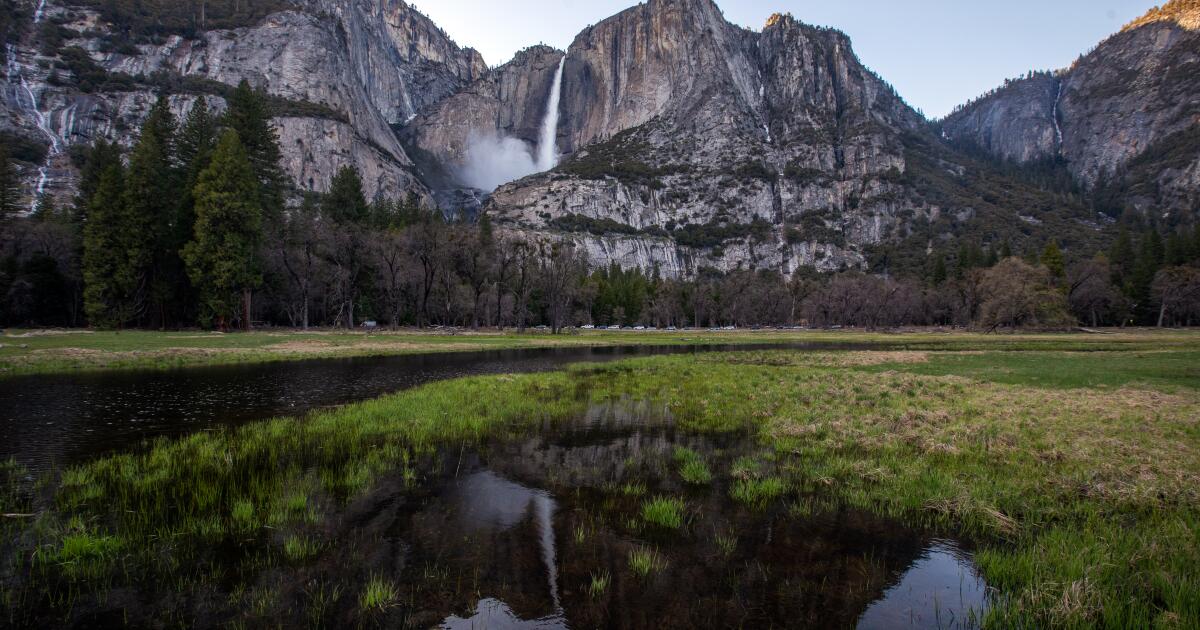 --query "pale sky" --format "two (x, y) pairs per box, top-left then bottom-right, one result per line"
(414, 0), (1160, 119)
